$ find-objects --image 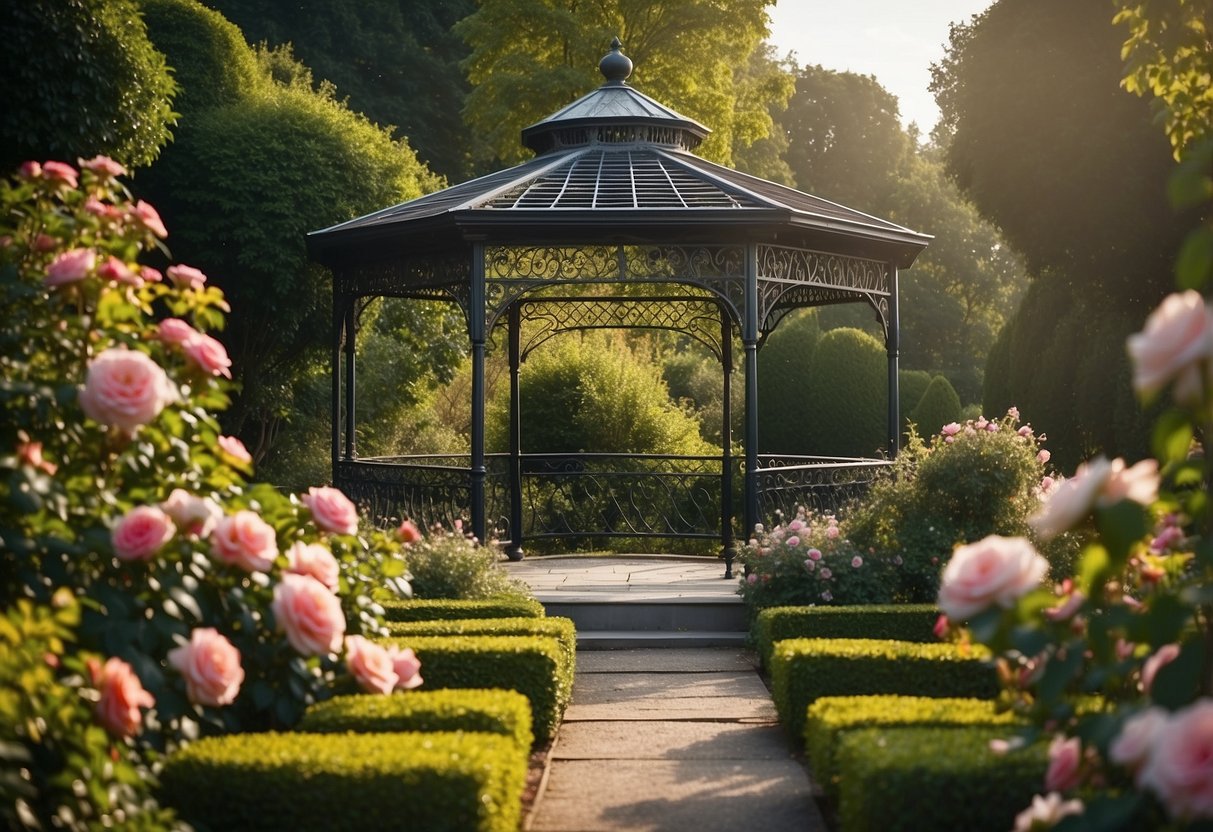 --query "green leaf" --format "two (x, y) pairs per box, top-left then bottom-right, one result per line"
(1095, 501), (1149, 567)
(1078, 543), (1110, 594)
(1152, 408), (1193, 464)
(1176, 227), (1213, 290)
(1037, 642), (1084, 703)
(1152, 640), (1204, 709)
